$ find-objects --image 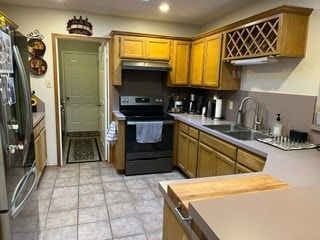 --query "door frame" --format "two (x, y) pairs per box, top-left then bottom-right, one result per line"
(52, 33), (110, 167)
